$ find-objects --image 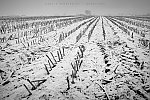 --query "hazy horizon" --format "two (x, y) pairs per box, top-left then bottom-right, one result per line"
(0, 0), (150, 16)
